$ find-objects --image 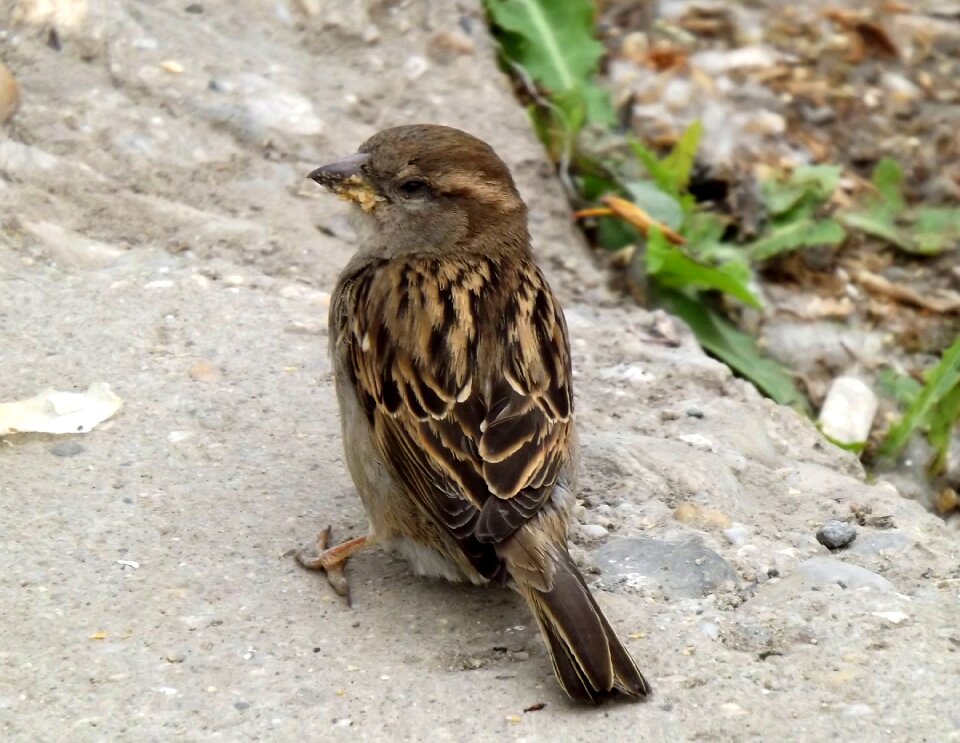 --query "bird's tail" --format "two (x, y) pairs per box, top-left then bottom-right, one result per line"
(513, 546), (650, 703)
